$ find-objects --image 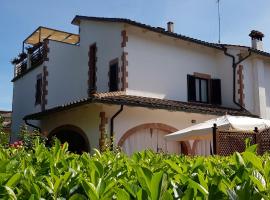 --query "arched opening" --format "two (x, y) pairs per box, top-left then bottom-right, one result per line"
(48, 125), (90, 154)
(118, 123), (191, 155)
